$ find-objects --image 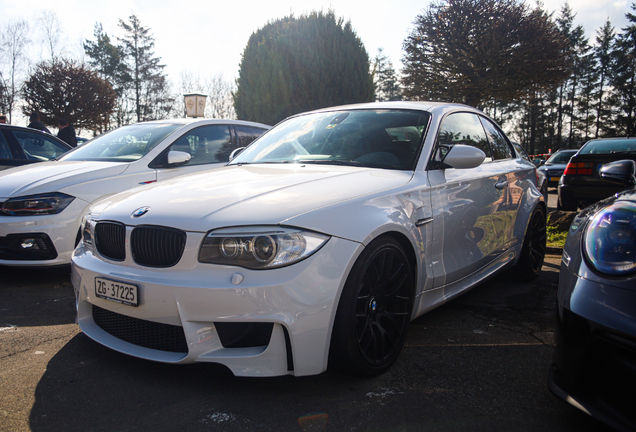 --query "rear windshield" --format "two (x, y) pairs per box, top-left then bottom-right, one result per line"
(546, 150), (576, 163)
(579, 139), (636, 155)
